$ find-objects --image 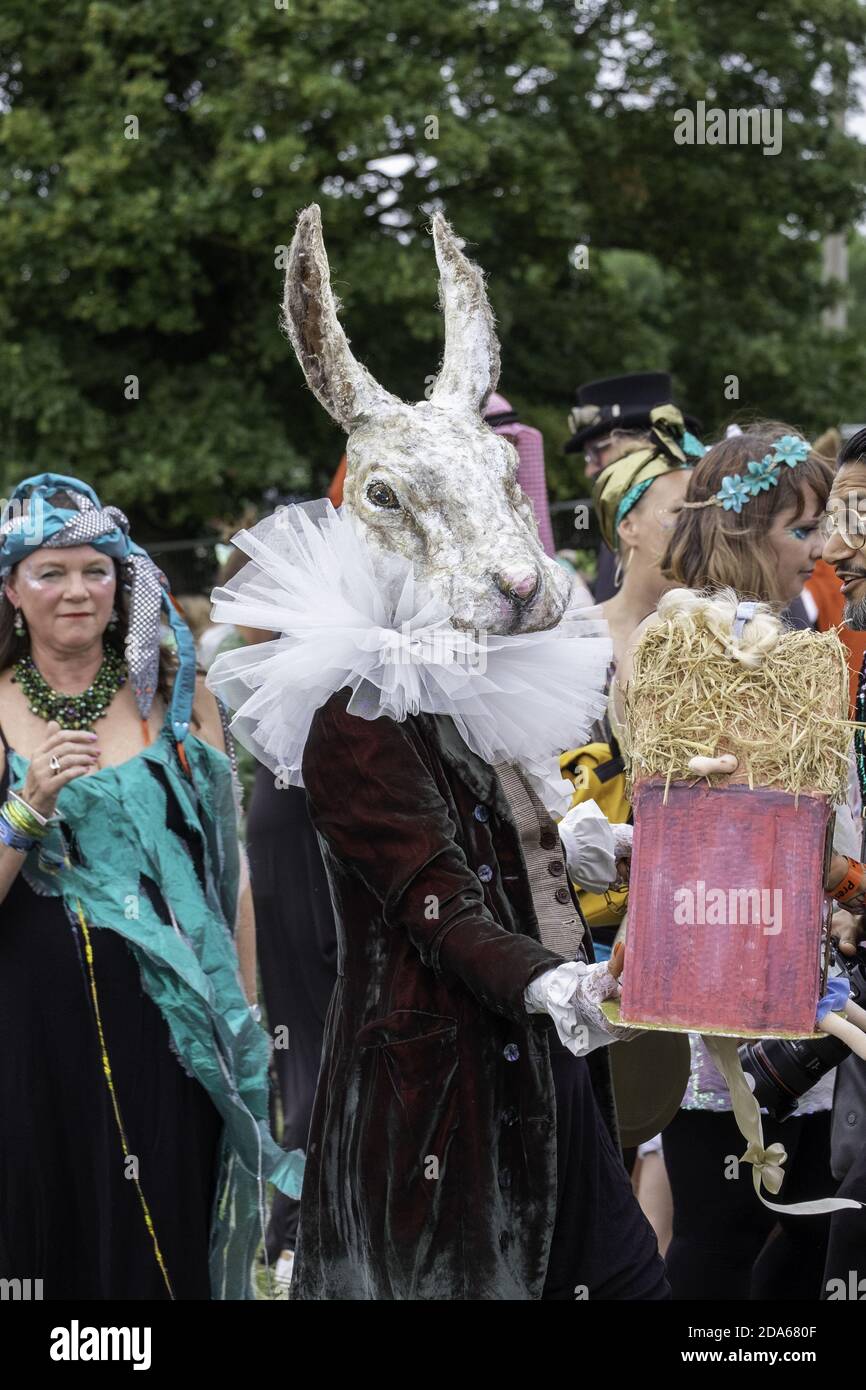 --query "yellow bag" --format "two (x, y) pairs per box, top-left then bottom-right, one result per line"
(559, 740), (630, 928)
